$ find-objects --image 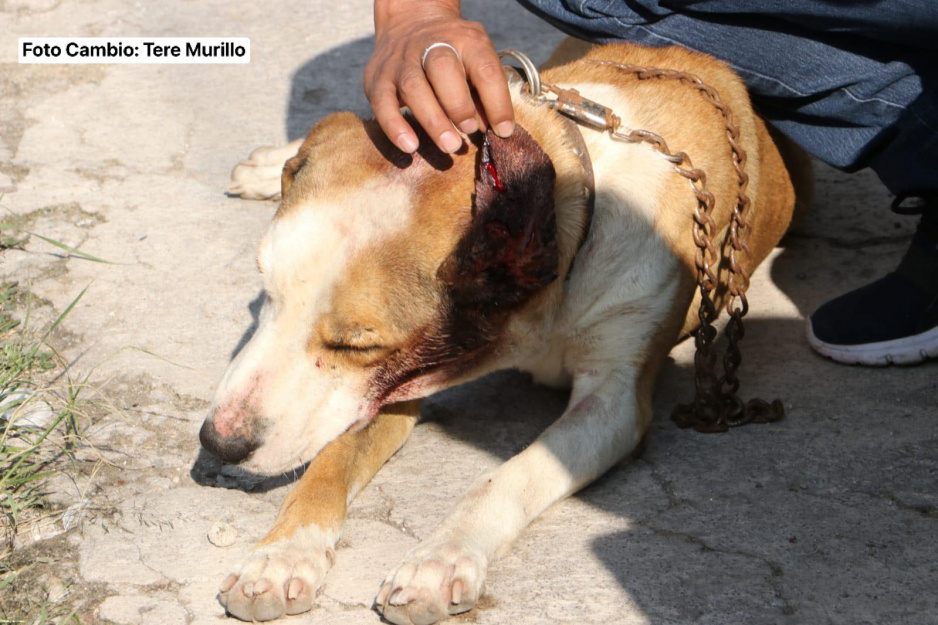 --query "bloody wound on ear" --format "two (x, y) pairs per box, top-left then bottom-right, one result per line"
(439, 127), (559, 313)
